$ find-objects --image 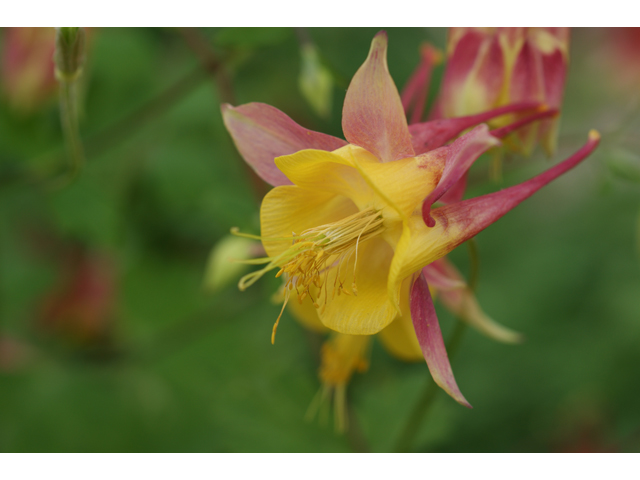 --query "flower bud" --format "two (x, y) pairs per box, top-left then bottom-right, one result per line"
(298, 43), (333, 118)
(39, 249), (115, 346)
(203, 235), (264, 292)
(54, 27), (86, 82)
